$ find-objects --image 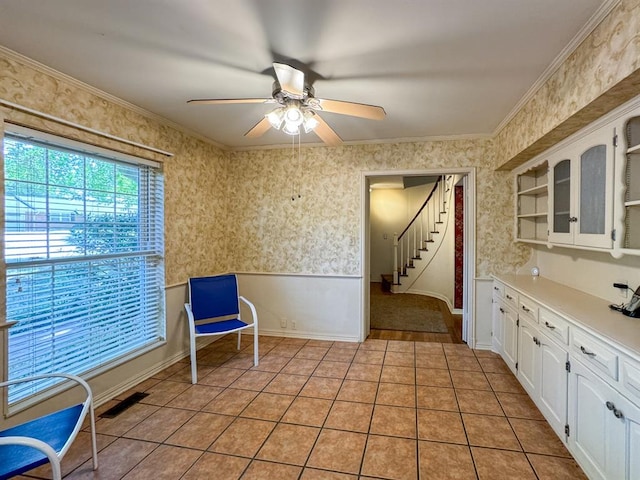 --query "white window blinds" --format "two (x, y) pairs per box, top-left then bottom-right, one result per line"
(3, 129), (166, 405)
